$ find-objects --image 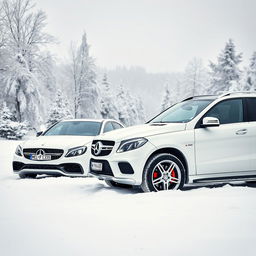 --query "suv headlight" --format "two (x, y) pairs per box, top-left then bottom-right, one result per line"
(15, 145), (23, 156)
(65, 146), (87, 157)
(117, 138), (148, 153)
